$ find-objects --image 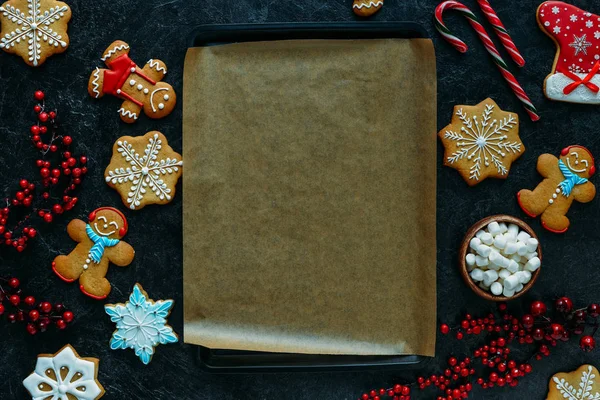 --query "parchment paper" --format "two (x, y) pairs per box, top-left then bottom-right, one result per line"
(183, 38), (437, 356)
